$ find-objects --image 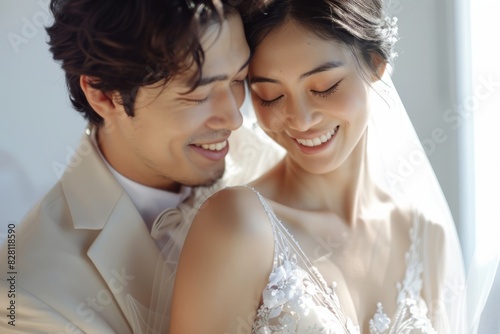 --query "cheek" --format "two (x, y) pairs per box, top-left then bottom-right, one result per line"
(132, 121), (172, 155)
(132, 109), (194, 150)
(252, 97), (286, 133)
(345, 94), (369, 124)
(254, 106), (285, 134)
(332, 85), (369, 123)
